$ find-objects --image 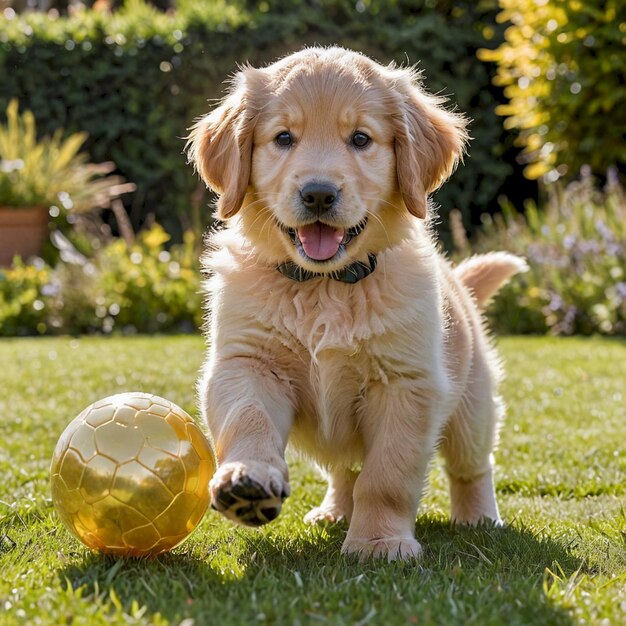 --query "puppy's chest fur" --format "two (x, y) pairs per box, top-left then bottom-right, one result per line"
(209, 238), (447, 463)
